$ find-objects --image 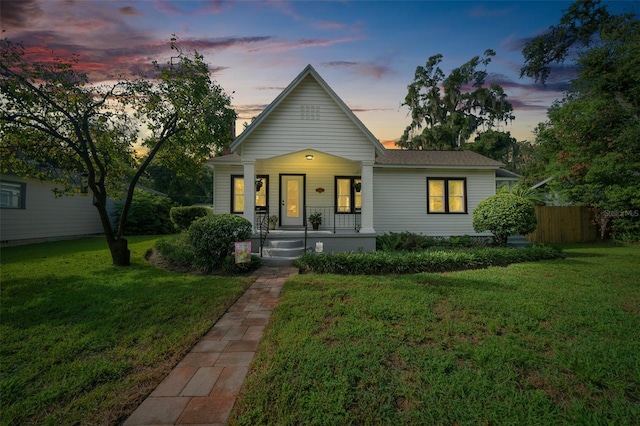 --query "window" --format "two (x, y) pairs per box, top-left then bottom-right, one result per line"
(427, 178), (467, 213)
(335, 176), (361, 214)
(0, 181), (26, 209)
(231, 175), (268, 213)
